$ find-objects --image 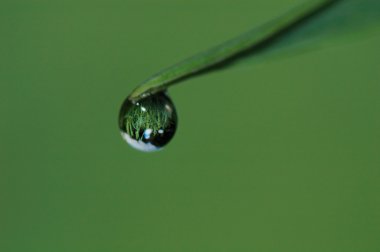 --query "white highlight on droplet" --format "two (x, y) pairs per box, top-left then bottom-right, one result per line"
(165, 104), (172, 113)
(143, 129), (153, 139)
(121, 132), (161, 152)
